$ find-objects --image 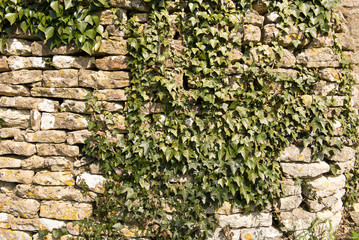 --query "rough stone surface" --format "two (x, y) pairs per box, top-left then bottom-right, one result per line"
(41, 112), (88, 130)
(94, 89), (127, 101)
(278, 195), (302, 211)
(0, 128), (22, 139)
(95, 56), (129, 70)
(0, 84), (30, 96)
(7, 56), (46, 70)
(31, 87), (90, 100)
(0, 156), (22, 169)
(79, 70), (130, 89)
(305, 188), (345, 212)
(0, 229), (32, 240)
(303, 174), (346, 199)
(67, 130), (91, 145)
(0, 96), (59, 112)
(43, 69), (79, 87)
(243, 25), (261, 43)
(280, 145), (322, 163)
(330, 146), (356, 162)
(0, 56), (9, 72)
(31, 42), (81, 56)
(280, 161), (330, 178)
(296, 48), (340, 68)
(95, 39), (127, 55)
(0, 140), (36, 156)
(53, 55), (95, 69)
(33, 171), (75, 186)
(0, 169), (34, 184)
(240, 227), (283, 240)
(36, 143), (80, 157)
(4, 39), (32, 56)
(280, 208), (316, 231)
(0, 70), (42, 85)
(217, 212), (272, 228)
(0, 193), (39, 218)
(0, 108), (30, 128)
(76, 173), (106, 193)
(40, 201), (92, 220)
(25, 130), (67, 143)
